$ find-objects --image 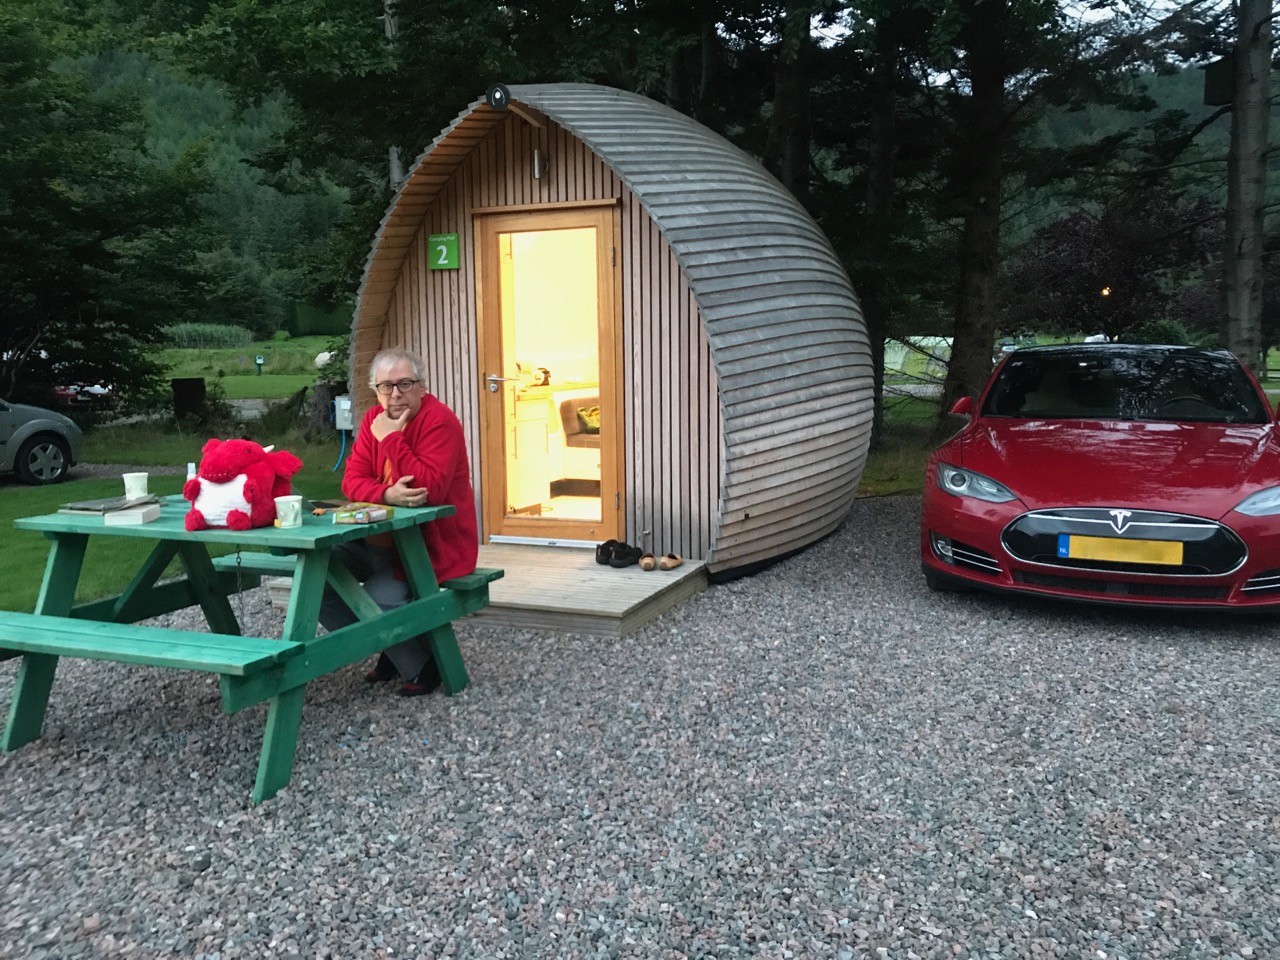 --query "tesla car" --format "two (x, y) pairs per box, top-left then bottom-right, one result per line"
(921, 343), (1280, 609)
(0, 397), (84, 484)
